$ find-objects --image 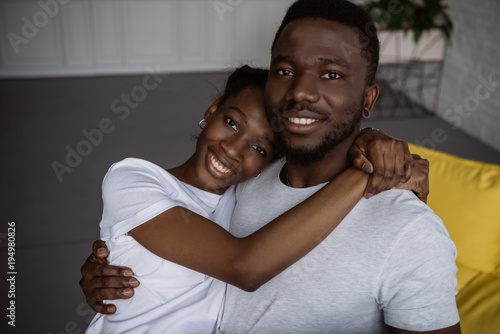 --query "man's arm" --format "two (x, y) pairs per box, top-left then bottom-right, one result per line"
(82, 167), (370, 312)
(381, 201), (459, 333)
(387, 323), (461, 334)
